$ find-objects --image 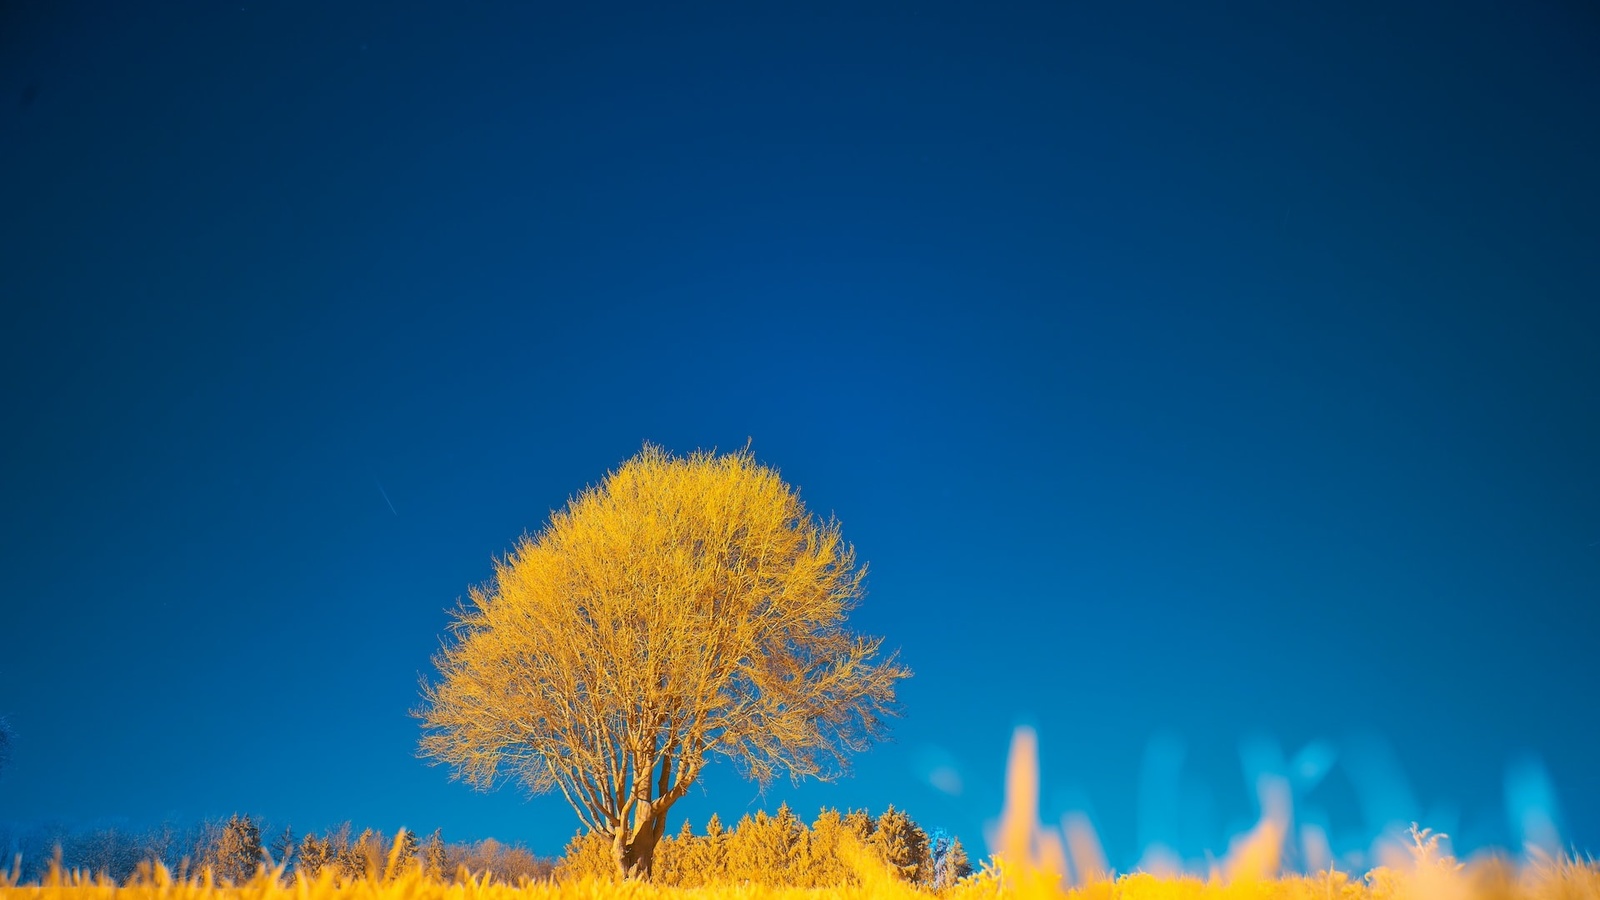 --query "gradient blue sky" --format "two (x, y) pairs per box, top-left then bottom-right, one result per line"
(2, 0), (1597, 871)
